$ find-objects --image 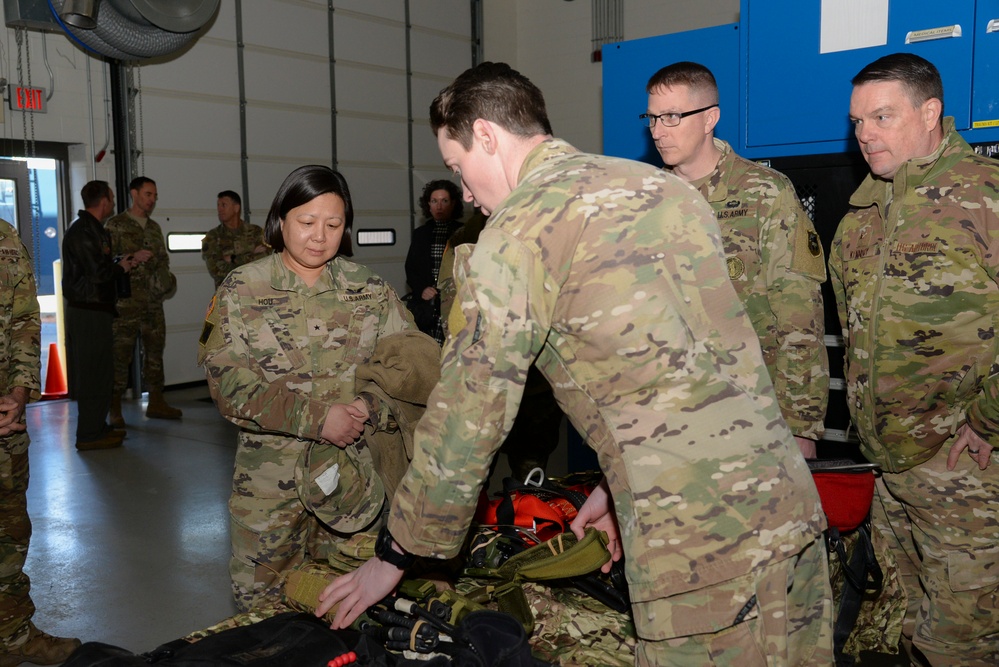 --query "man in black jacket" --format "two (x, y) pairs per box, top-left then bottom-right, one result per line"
(62, 181), (150, 450)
